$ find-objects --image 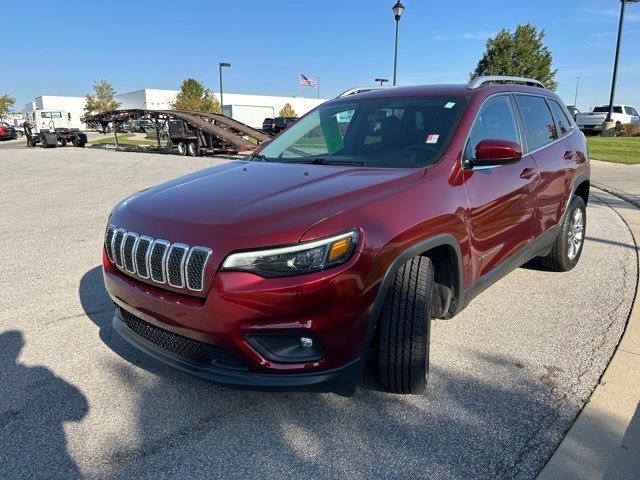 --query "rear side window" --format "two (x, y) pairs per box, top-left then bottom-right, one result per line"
(465, 95), (520, 159)
(625, 106), (639, 116)
(515, 95), (558, 151)
(547, 99), (572, 136)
